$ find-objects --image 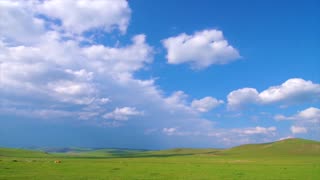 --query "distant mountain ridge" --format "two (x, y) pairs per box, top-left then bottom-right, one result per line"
(1, 138), (319, 158)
